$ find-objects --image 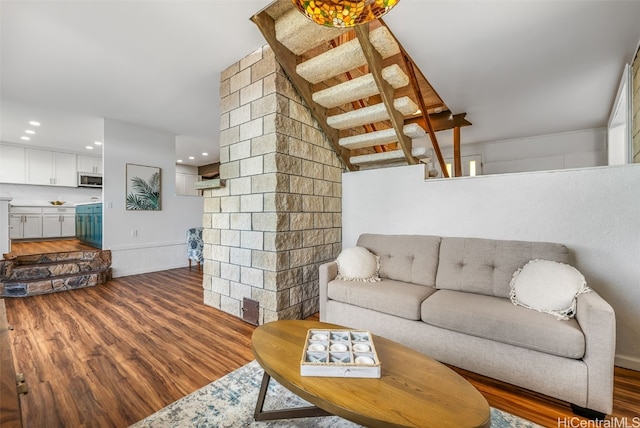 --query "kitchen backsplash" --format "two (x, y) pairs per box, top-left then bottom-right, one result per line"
(0, 183), (101, 205)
